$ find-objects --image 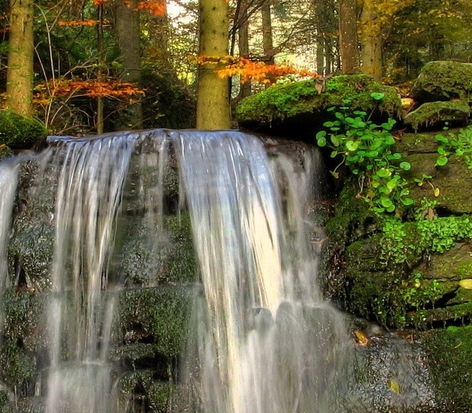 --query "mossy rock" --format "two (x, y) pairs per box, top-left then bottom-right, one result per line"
(0, 110), (48, 149)
(394, 131), (440, 154)
(410, 61), (472, 103)
(422, 326), (472, 412)
(403, 101), (470, 131)
(403, 153), (472, 214)
(235, 74), (401, 136)
(0, 144), (13, 161)
(112, 213), (196, 286)
(117, 285), (194, 358)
